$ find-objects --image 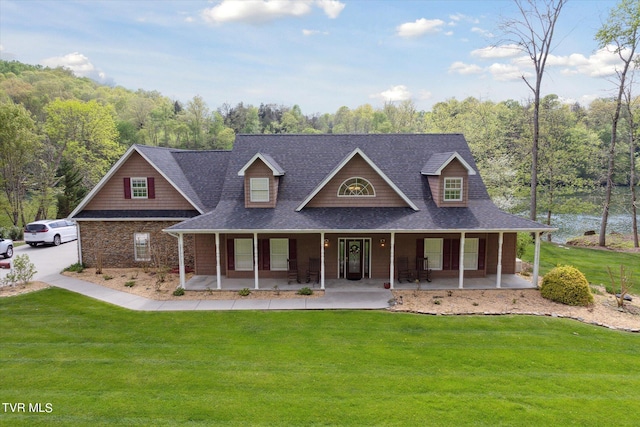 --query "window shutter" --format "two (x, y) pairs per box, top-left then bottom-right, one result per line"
(259, 239), (270, 270)
(147, 177), (155, 199)
(478, 238), (486, 270)
(451, 239), (460, 270)
(124, 177), (131, 199)
(227, 239), (235, 270)
(288, 239), (297, 261)
(443, 239), (451, 270)
(416, 239), (424, 270)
